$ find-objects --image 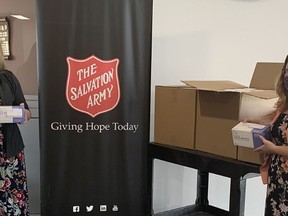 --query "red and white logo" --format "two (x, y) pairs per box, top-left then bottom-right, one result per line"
(66, 55), (120, 117)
